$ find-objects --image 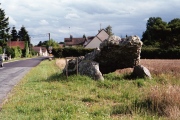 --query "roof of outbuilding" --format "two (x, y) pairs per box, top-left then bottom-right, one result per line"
(7, 41), (25, 49)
